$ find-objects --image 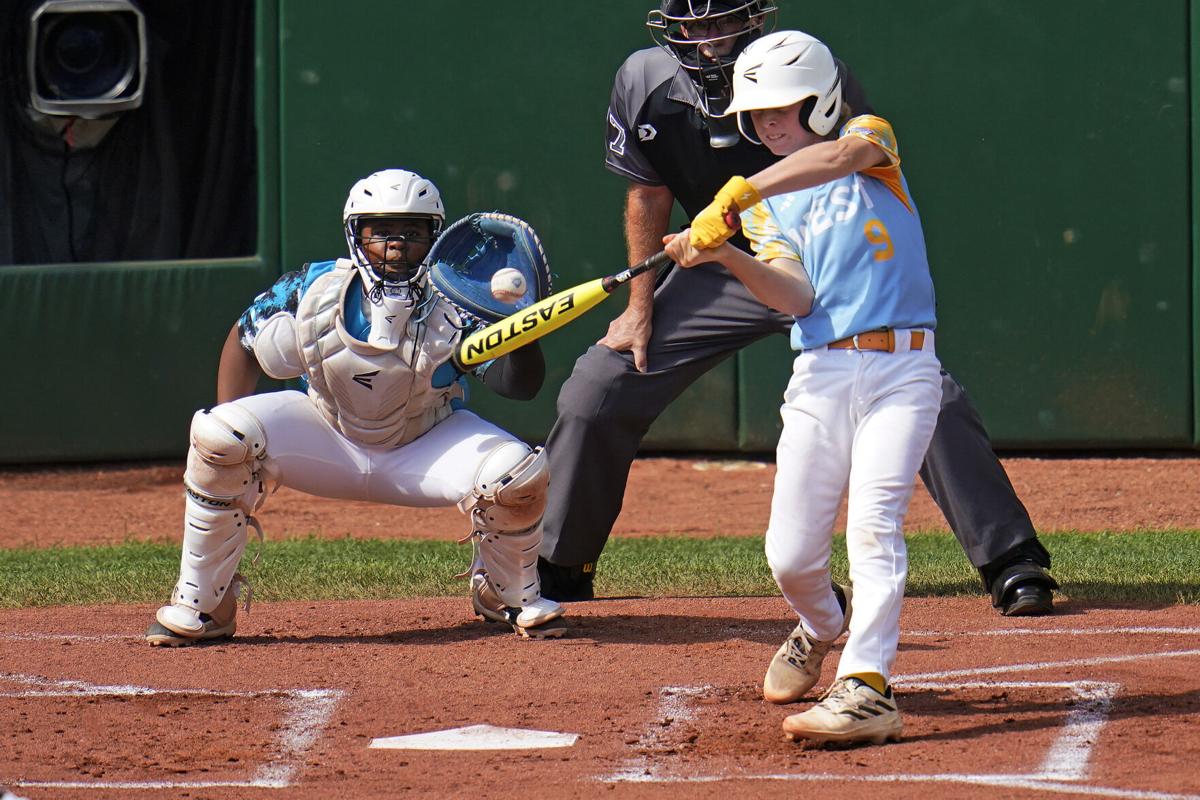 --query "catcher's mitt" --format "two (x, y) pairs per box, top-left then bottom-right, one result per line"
(427, 212), (552, 325)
